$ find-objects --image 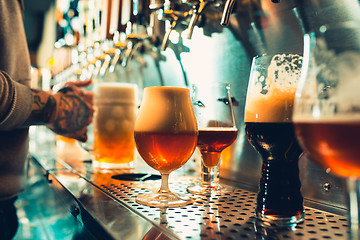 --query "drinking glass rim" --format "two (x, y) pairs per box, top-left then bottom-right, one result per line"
(253, 53), (303, 60)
